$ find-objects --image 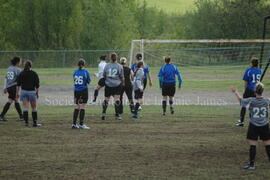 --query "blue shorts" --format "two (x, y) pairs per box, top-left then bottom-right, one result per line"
(20, 90), (37, 102)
